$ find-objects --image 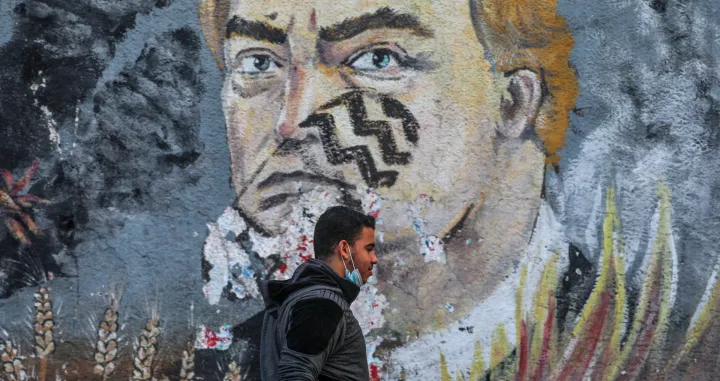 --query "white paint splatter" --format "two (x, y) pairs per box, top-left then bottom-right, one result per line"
(28, 71), (60, 151)
(41, 104), (60, 149)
